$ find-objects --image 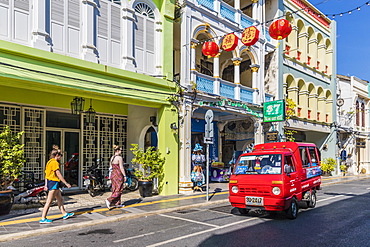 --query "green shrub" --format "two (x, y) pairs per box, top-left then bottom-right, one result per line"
(0, 126), (25, 191)
(320, 157), (336, 175)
